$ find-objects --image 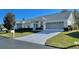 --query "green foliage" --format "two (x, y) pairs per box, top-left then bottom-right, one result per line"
(3, 12), (16, 30)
